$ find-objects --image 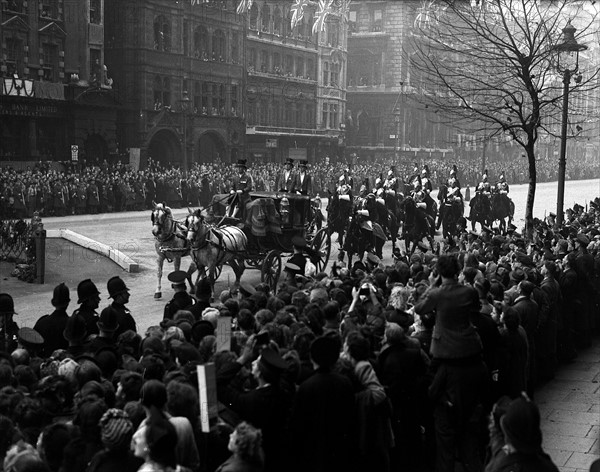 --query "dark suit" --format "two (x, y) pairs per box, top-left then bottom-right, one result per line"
(110, 302), (137, 336)
(230, 171), (253, 219)
(290, 369), (355, 472)
(558, 267), (578, 360)
(540, 276), (561, 379)
(294, 171), (312, 195)
(72, 305), (99, 337)
(275, 170), (296, 193)
(414, 281), (482, 359)
(34, 309), (69, 357)
(511, 295), (539, 396)
(163, 291), (195, 320)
